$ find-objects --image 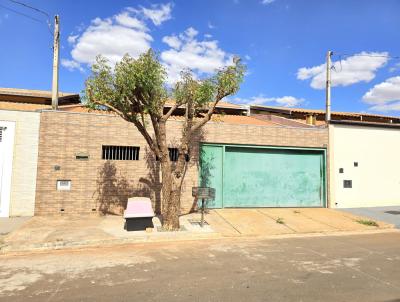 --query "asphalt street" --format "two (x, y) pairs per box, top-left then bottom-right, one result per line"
(1, 232), (400, 302)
